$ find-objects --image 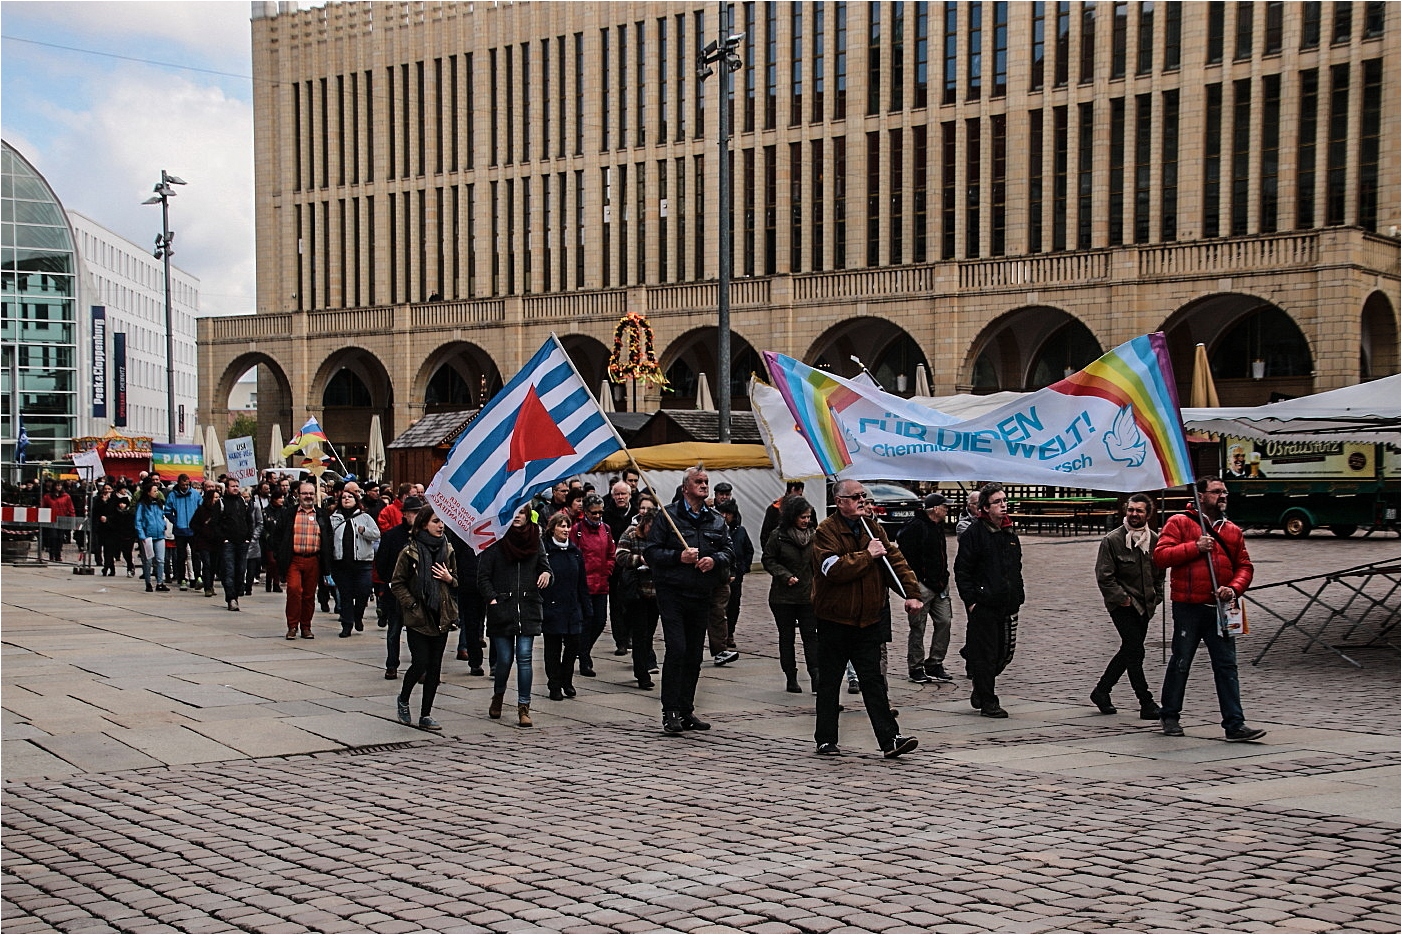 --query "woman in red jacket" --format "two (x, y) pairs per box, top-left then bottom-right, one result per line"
(570, 493), (616, 678)
(41, 480), (75, 562)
